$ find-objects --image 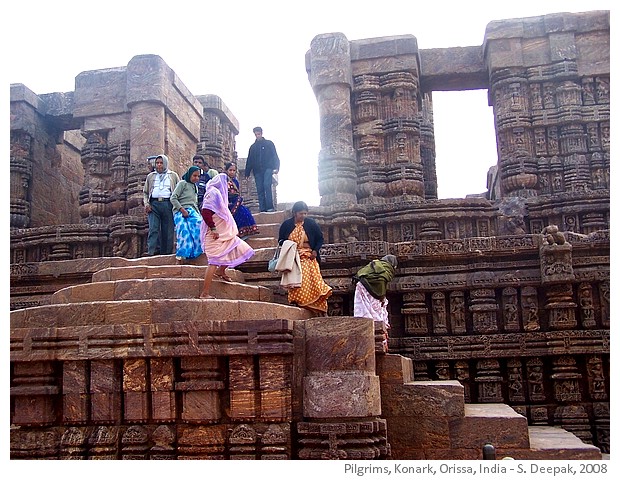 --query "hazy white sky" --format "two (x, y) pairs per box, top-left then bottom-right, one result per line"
(4, 0), (613, 205)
